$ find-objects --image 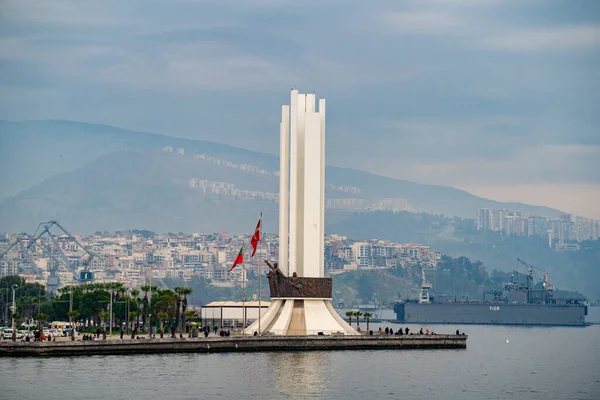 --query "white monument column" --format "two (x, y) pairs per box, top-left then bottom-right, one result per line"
(293, 93), (306, 276)
(303, 95), (324, 278)
(319, 99), (326, 276)
(278, 105), (290, 276)
(245, 89), (357, 336)
(288, 90), (299, 276)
